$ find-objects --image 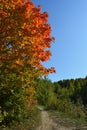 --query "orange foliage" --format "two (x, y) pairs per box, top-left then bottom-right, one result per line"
(0, 0), (56, 76)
